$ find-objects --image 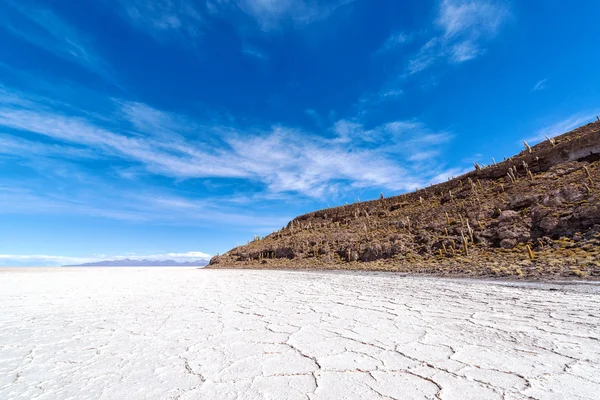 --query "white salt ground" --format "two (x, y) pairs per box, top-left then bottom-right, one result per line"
(0, 268), (599, 400)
